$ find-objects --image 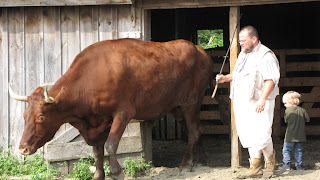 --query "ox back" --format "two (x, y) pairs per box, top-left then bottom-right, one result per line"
(52, 38), (213, 121)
